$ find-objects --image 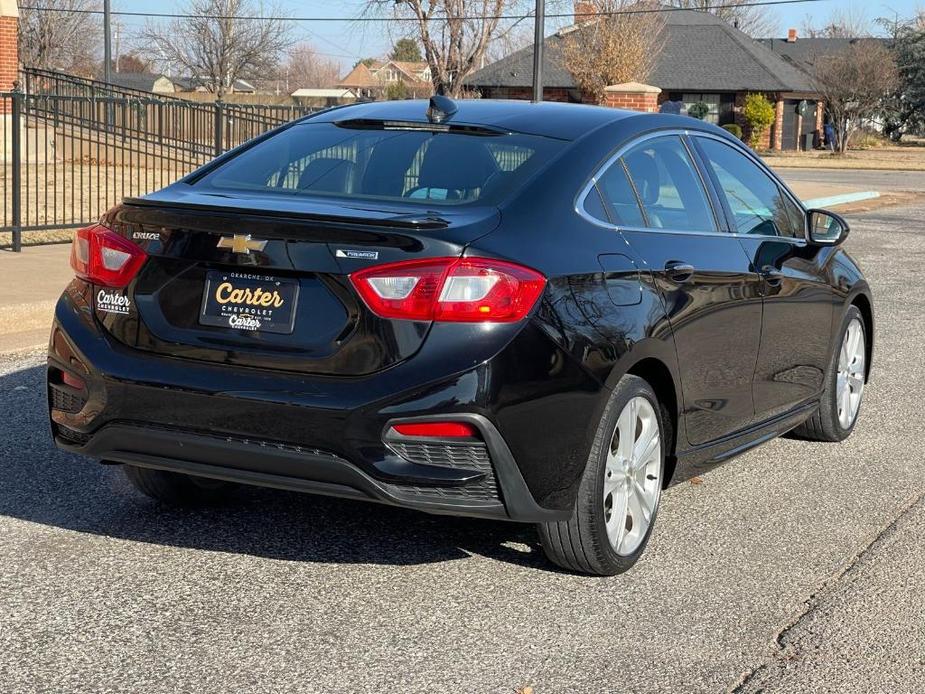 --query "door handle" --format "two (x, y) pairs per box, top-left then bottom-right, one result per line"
(759, 265), (783, 287)
(665, 261), (695, 283)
